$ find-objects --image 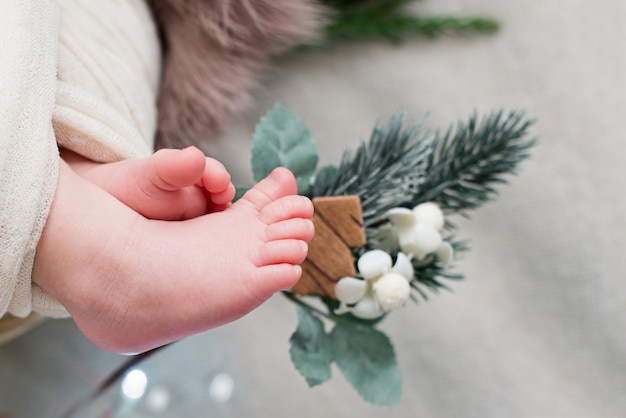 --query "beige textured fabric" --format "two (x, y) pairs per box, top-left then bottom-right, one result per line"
(0, 1), (62, 318)
(0, 0), (159, 318)
(53, 0), (159, 162)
